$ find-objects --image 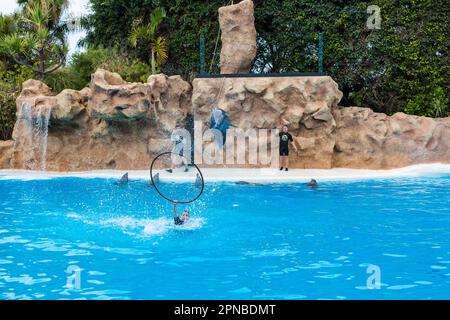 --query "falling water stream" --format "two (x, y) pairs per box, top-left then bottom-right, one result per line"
(15, 103), (52, 171)
(33, 105), (52, 171)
